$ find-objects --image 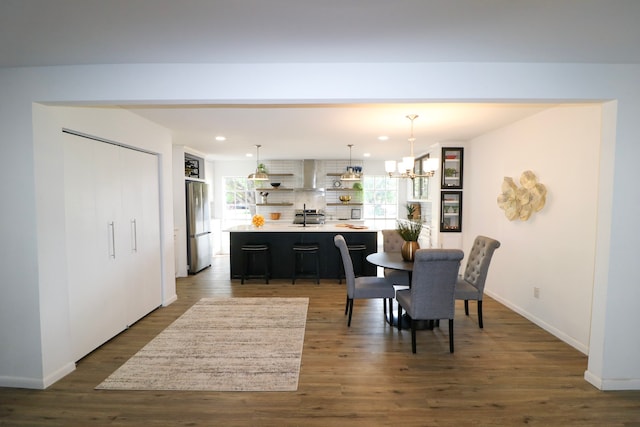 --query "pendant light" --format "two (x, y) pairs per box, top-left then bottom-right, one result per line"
(248, 144), (269, 181)
(340, 144), (360, 181)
